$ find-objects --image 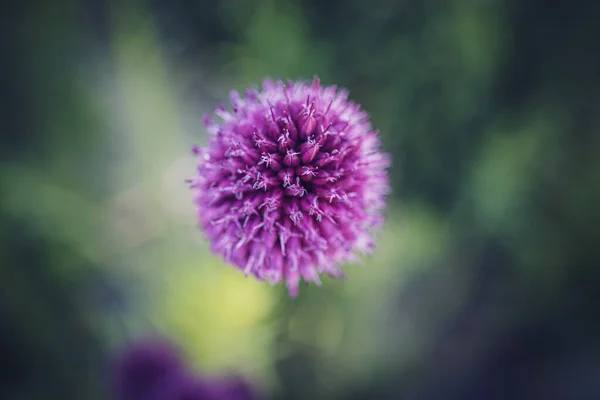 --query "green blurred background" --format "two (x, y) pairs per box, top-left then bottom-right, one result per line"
(2, 0), (600, 399)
